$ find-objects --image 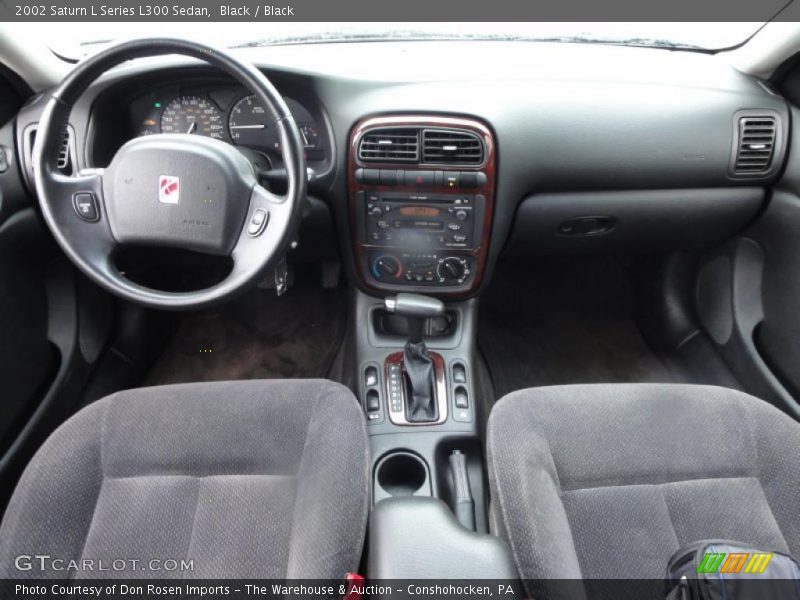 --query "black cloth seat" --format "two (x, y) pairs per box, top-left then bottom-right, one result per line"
(487, 384), (800, 581)
(0, 379), (369, 579)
